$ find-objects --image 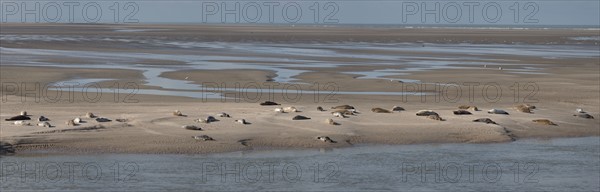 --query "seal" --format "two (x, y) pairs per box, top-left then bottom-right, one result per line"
(260, 101), (280, 106)
(326, 118), (339, 125)
(331, 109), (355, 115)
(427, 114), (444, 121)
(14, 121), (30, 126)
(573, 113), (594, 119)
(458, 105), (479, 111)
(195, 119), (208, 123)
(274, 107), (285, 113)
(576, 108), (585, 113)
(206, 116), (218, 123)
(371, 108), (392, 113)
(20, 111), (27, 116)
(317, 106), (325, 111)
(217, 113), (231, 118)
(453, 110), (472, 115)
(37, 122), (52, 127)
(283, 106), (299, 113)
(115, 119), (128, 122)
(515, 104), (535, 113)
(66, 119), (77, 126)
(192, 135), (214, 141)
(5, 115), (30, 121)
(173, 110), (184, 116)
(316, 136), (336, 143)
(532, 119), (557, 126)
(235, 119), (249, 124)
(74, 117), (83, 124)
(488, 109), (509, 115)
(38, 116), (49, 122)
(391, 106), (405, 111)
(96, 117), (112, 122)
(86, 112), (96, 118)
(416, 110), (438, 116)
(332, 112), (346, 118)
(331, 105), (355, 110)
(183, 125), (202, 130)
(473, 118), (497, 124)
(292, 115), (311, 120)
